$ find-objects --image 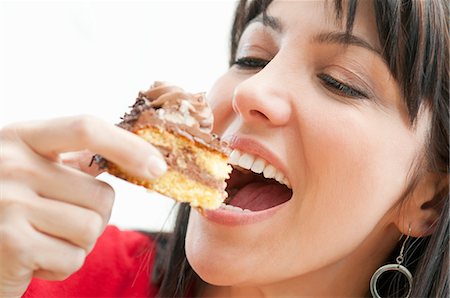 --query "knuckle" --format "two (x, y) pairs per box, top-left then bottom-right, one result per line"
(0, 157), (36, 181)
(0, 142), (17, 166)
(0, 201), (27, 220)
(70, 115), (99, 144)
(0, 124), (19, 140)
(58, 248), (86, 279)
(0, 146), (10, 167)
(0, 143), (36, 181)
(0, 225), (28, 262)
(92, 182), (115, 218)
(0, 186), (36, 217)
(79, 211), (103, 247)
(98, 181), (115, 205)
